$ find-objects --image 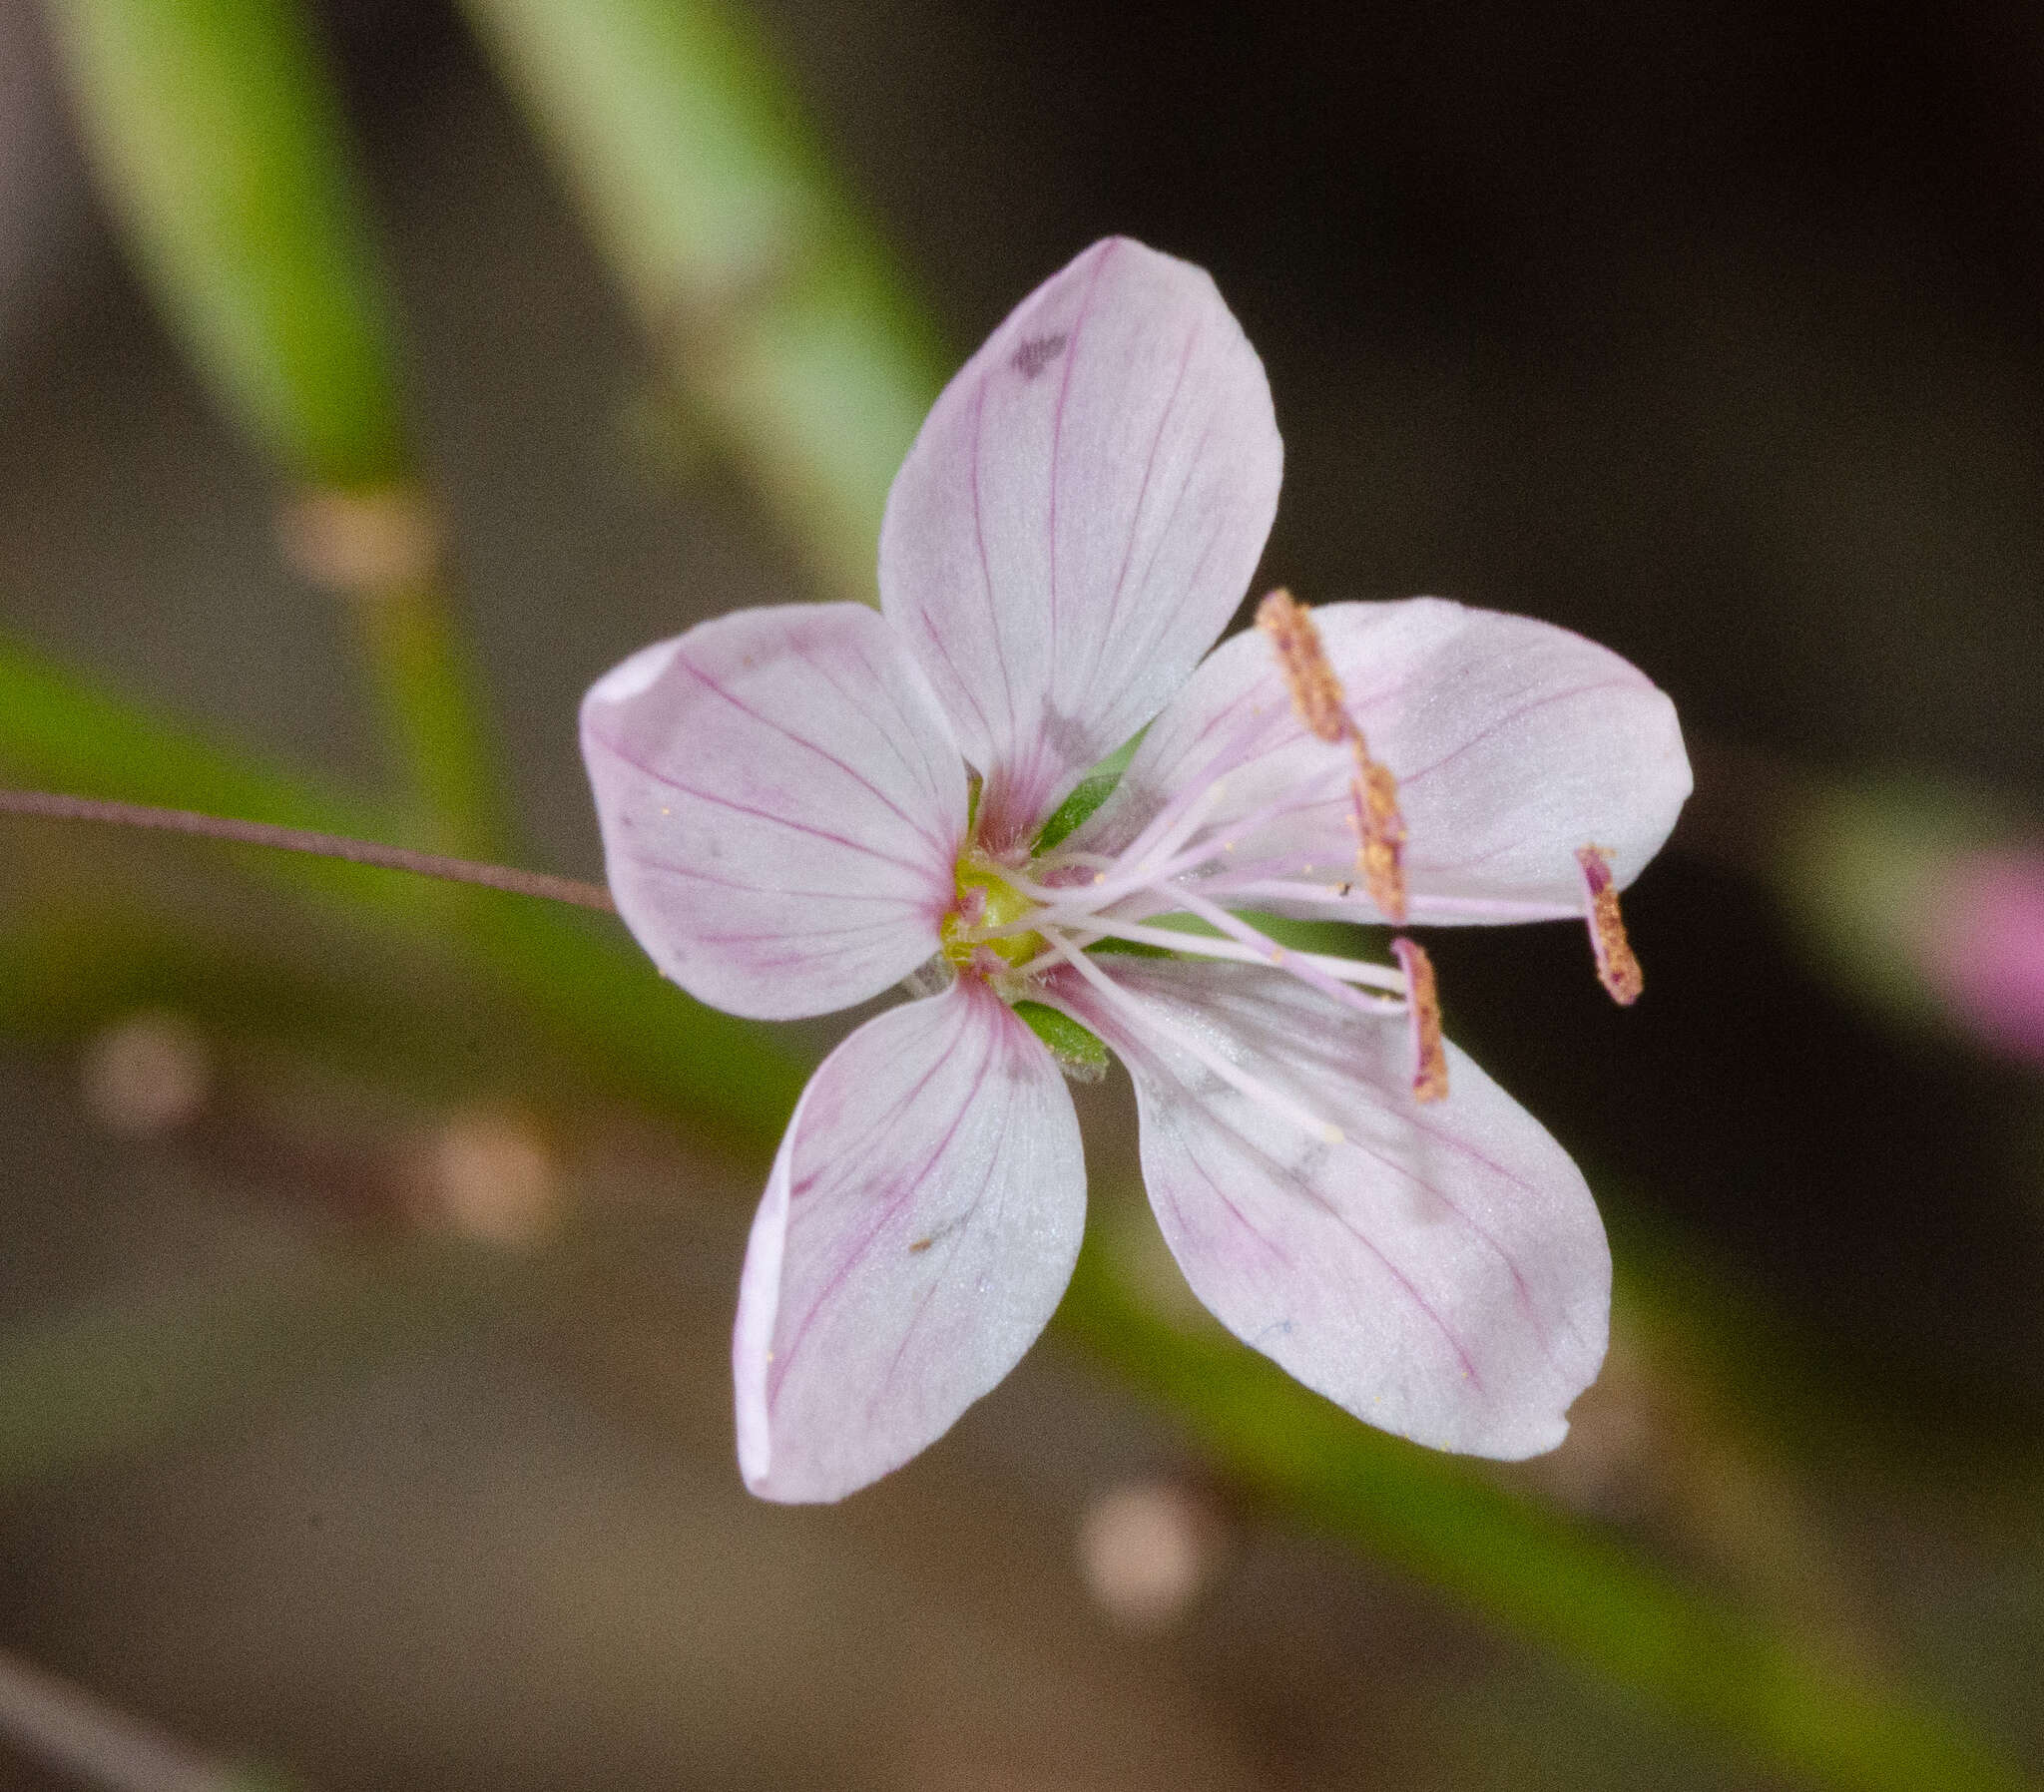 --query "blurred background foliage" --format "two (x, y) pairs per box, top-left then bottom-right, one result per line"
(1, 0), (2042, 1787)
